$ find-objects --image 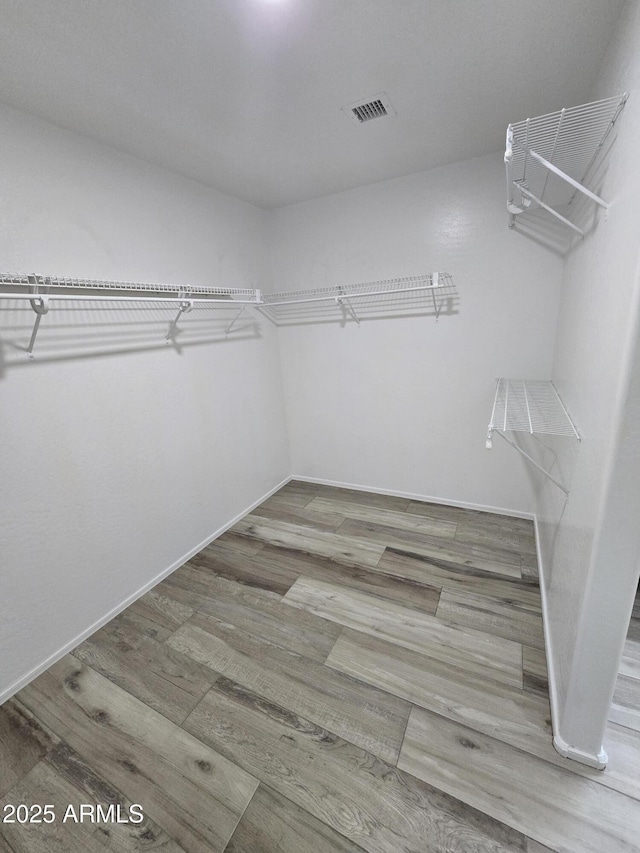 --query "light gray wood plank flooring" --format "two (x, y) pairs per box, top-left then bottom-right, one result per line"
(16, 659), (258, 853)
(0, 745), (184, 853)
(0, 702), (57, 799)
(224, 785), (367, 853)
(2, 479), (638, 853)
(377, 547), (542, 607)
(167, 611), (410, 764)
(183, 678), (527, 853)
(338, 517), (523, 578)
(436, 587), (545, 650)
(609, 673), (640, 732)
(284, 577), (524, 687)
(398, 707), (640, 853)
(326, 628), (553, 759)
